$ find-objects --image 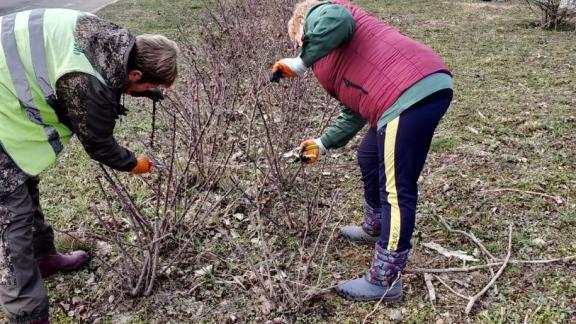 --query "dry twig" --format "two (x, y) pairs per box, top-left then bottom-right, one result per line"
(362, 275), (402, 324)
(424, 273), (437, 306)
(433, 275), (470, 300)
(409, 255), (576, 274)
(481, 188), (564, 205)
(436, 215), (496, 261)
(465, 224), (513, 314)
